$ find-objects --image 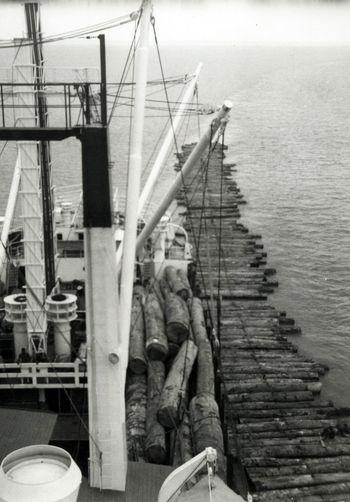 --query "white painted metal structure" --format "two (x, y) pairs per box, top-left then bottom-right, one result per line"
(0, 361), (86, 388)
(84, 226), (127, 490)
(119, 0), (152, 383)
(115, 63), (202, 267)
(45, 293), (77, 361)
(0, 154), (22, 284)
(3, 294), (28, 359)
(137, 62), (203, 217)
(0, 445), (81, 502)
(158, 448), (217, 502)
(158, 448), (244, 502)
(13, 40), (47, 355)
